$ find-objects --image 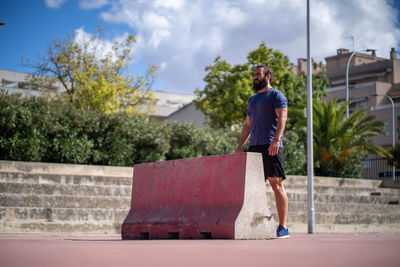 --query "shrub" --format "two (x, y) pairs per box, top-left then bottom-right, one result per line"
(0, 93), (239, 166)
